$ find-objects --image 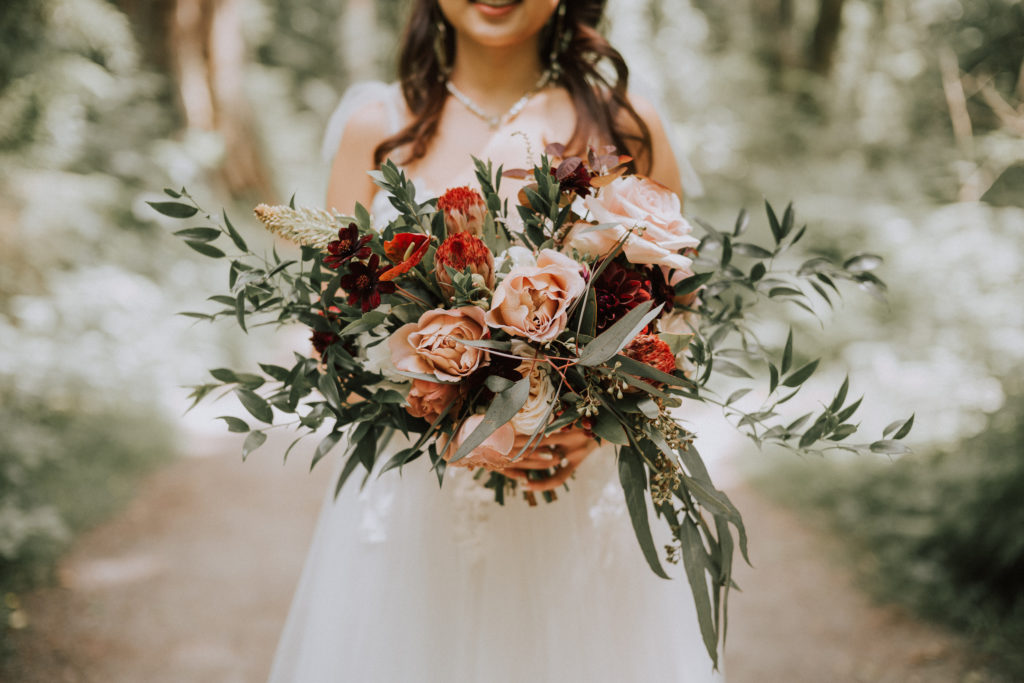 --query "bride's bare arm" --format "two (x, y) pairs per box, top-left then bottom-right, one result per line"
(326, 100), (393, 215)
